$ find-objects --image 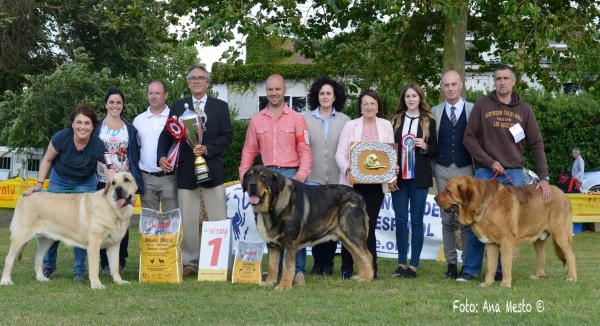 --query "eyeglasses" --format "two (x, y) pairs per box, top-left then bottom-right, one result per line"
(187, 76), (208, 83)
